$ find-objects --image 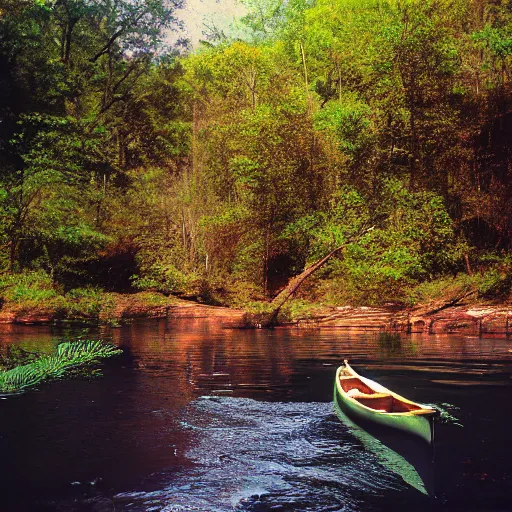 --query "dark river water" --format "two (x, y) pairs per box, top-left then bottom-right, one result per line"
(1, 318), (512, 511)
